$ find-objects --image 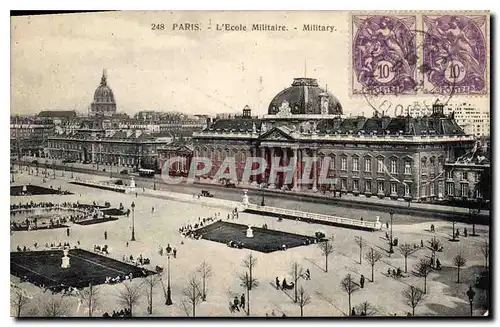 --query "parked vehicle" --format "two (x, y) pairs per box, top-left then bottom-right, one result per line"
(120, 169), (129, 175)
